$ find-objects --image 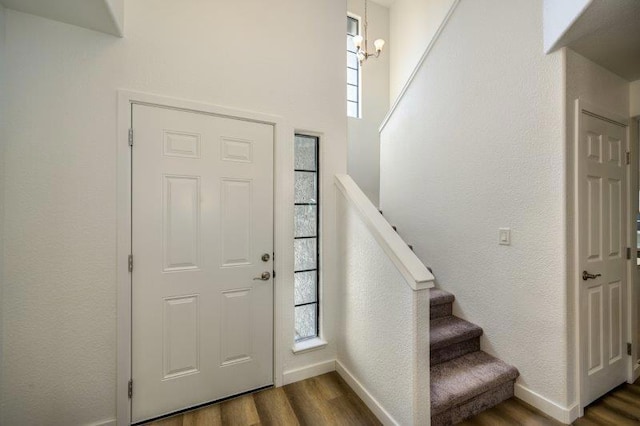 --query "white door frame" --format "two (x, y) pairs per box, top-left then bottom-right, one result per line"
(632, 116), (640, 384)
(574, 98), (633, 414)
(116, 90), (291, 425)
